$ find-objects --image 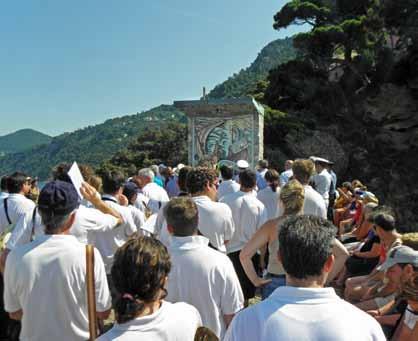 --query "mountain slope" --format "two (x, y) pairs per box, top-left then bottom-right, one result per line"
(0, 105), (185, 179)
(208, 37), (296, 99)
(0, 129), (52, 155)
